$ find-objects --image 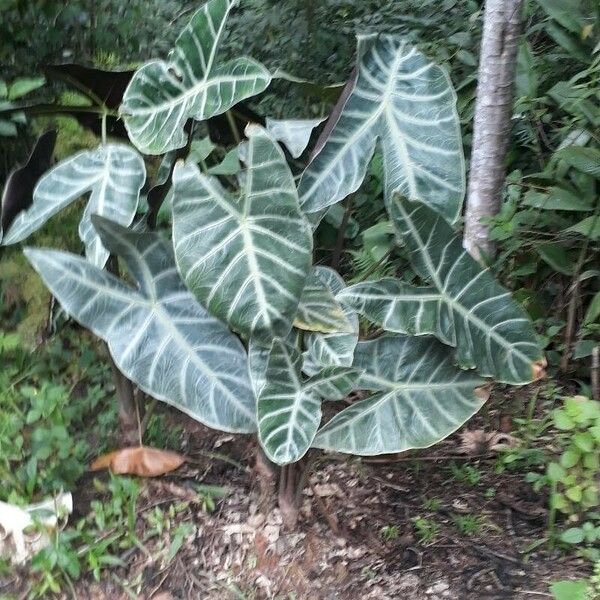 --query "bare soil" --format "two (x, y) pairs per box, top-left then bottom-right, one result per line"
(3, 386), (591, 599)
